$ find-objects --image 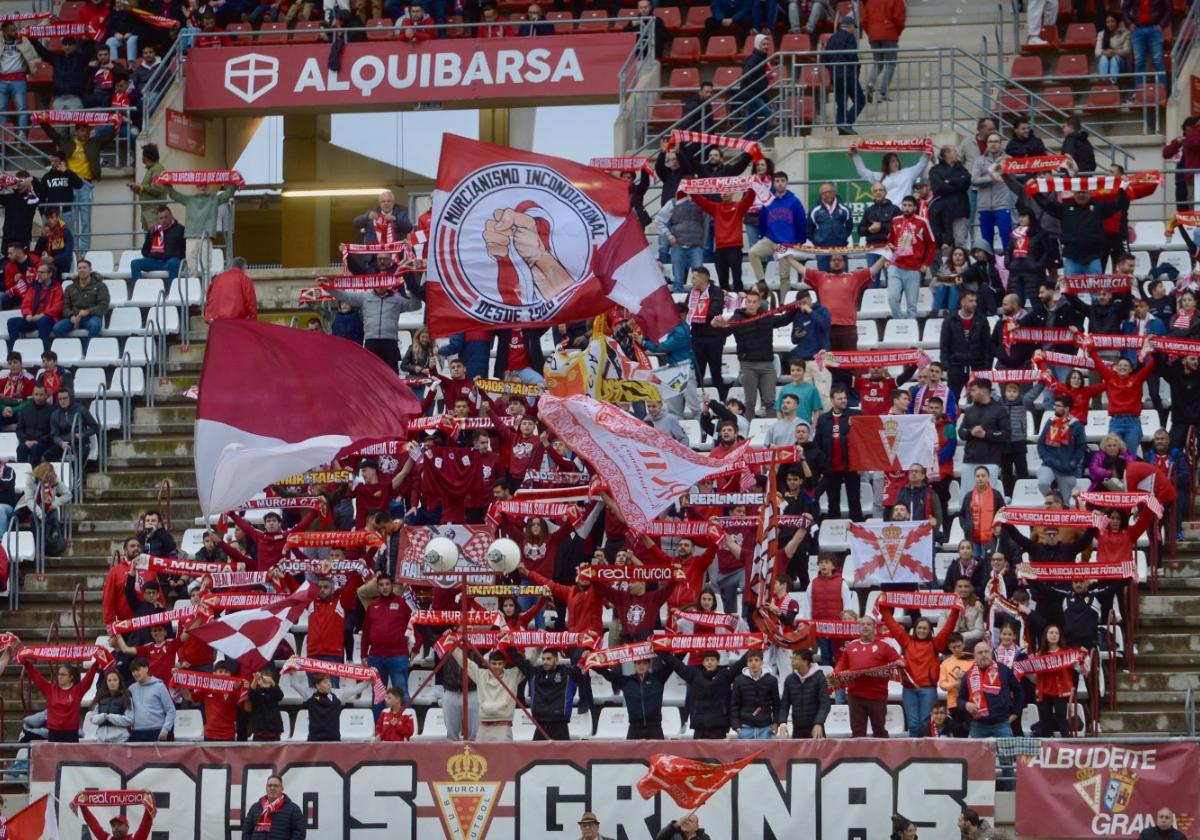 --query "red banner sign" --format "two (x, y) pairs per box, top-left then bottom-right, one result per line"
(183, 34), (634, 113)
(1016, 742), (1200, 838)
(30, 740), (996, 840)
(165, 108), (206, 156)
